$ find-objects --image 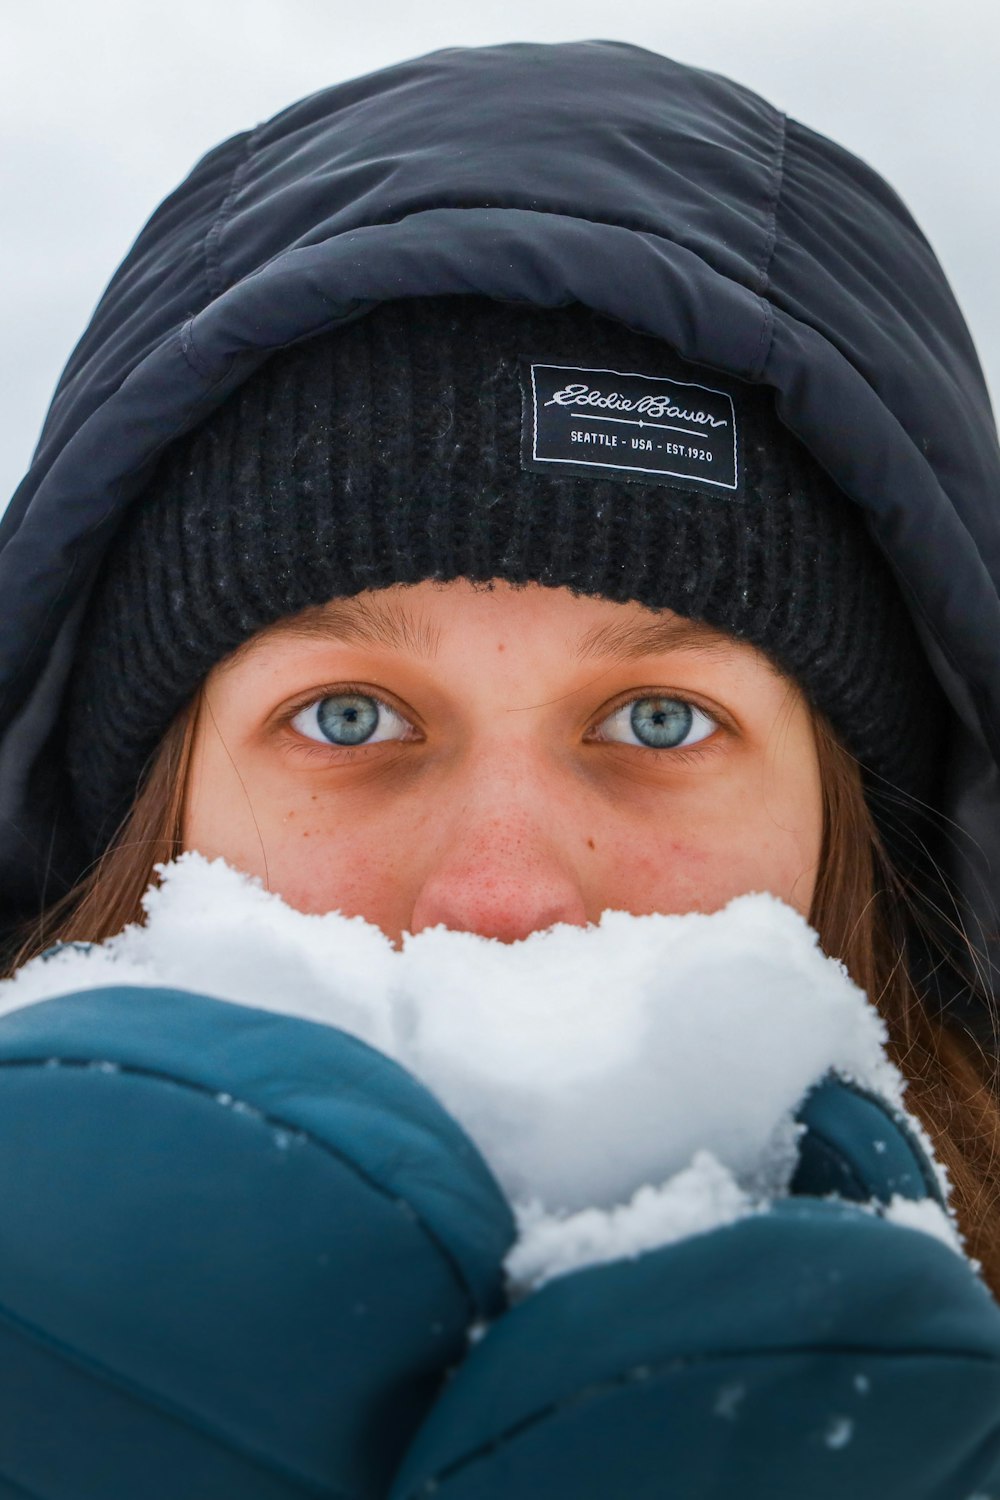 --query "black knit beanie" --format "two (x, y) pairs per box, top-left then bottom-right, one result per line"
(66, 295), (944, 854)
